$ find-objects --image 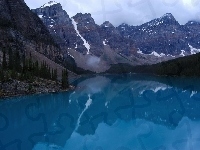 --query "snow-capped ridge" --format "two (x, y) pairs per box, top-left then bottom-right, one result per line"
(41, 1), (59, 8)
(142, 13), (178, 28)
